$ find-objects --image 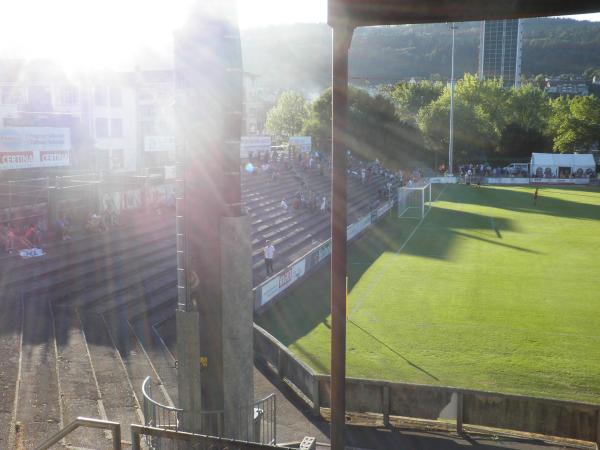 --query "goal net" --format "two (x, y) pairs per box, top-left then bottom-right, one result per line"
(398, 183), (432, 219)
